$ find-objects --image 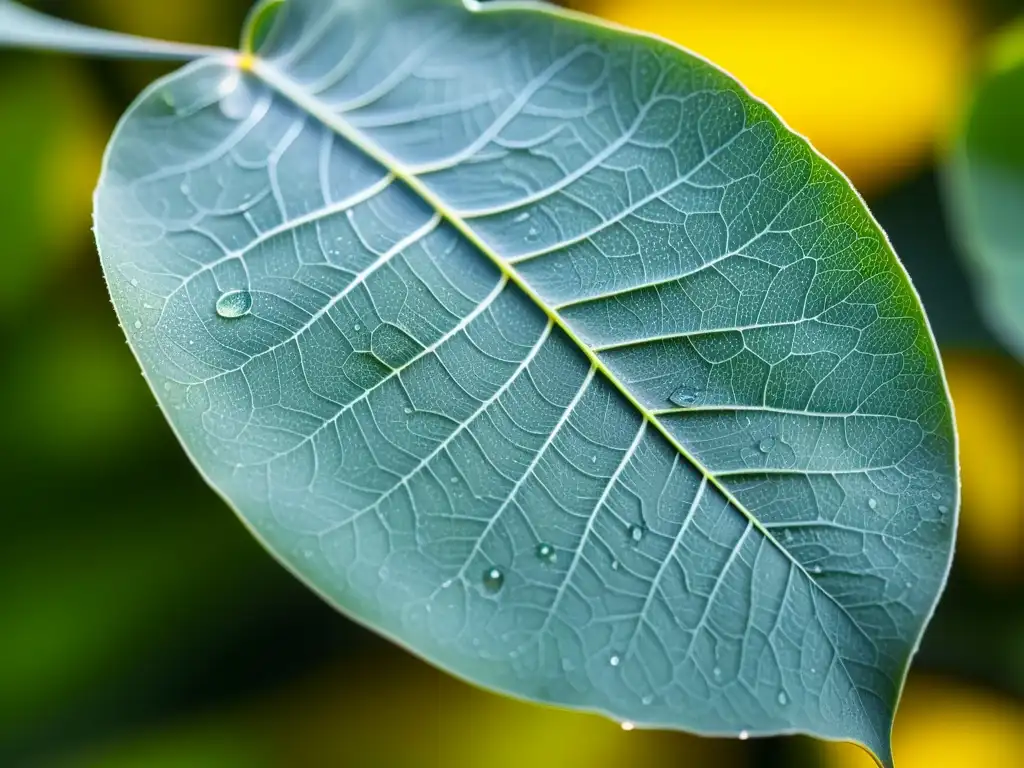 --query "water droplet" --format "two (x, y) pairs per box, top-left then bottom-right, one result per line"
(216, 290), (252, 319)
(130, 278), (139, 287)
(938, 505), (949, 514)
(159, 88), (176, 109)
(536, 542), (557, 564)
(481, 566), (504, 594)
(609, 654), (621, 667)
(162, 381), (173, 392)
(301, 549), (313, 559)
(758, 436), (776, 453)
(641, 695), (654, 706)
(180, 181), (190, 195)
(590, 454), (597, 463)
(777, 691), (788, 706)
(868, 497), (878, 510)
(526, 226), (539, 241)
(620, 721), (634, 731)
(450, 476), (460, 484)
(669, 385), (701, 408)
(931, 491), (942, 501)
(513, 212), (530, 224)
(905, 581), (913, 589)
(133, 320), (142, 330)
(782, 529), (793, 542)
(811, 565), (822, 574)
(611, 560), (620, 571)
(353, 324), (361, 331)
(561, 658), (575, 672)
(404, 407), (413, 415)
(713, 666), (722, 679)
(441, 579), (453, 589)
(739, 730), (749, 741)
(629, 524), (644, 543)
